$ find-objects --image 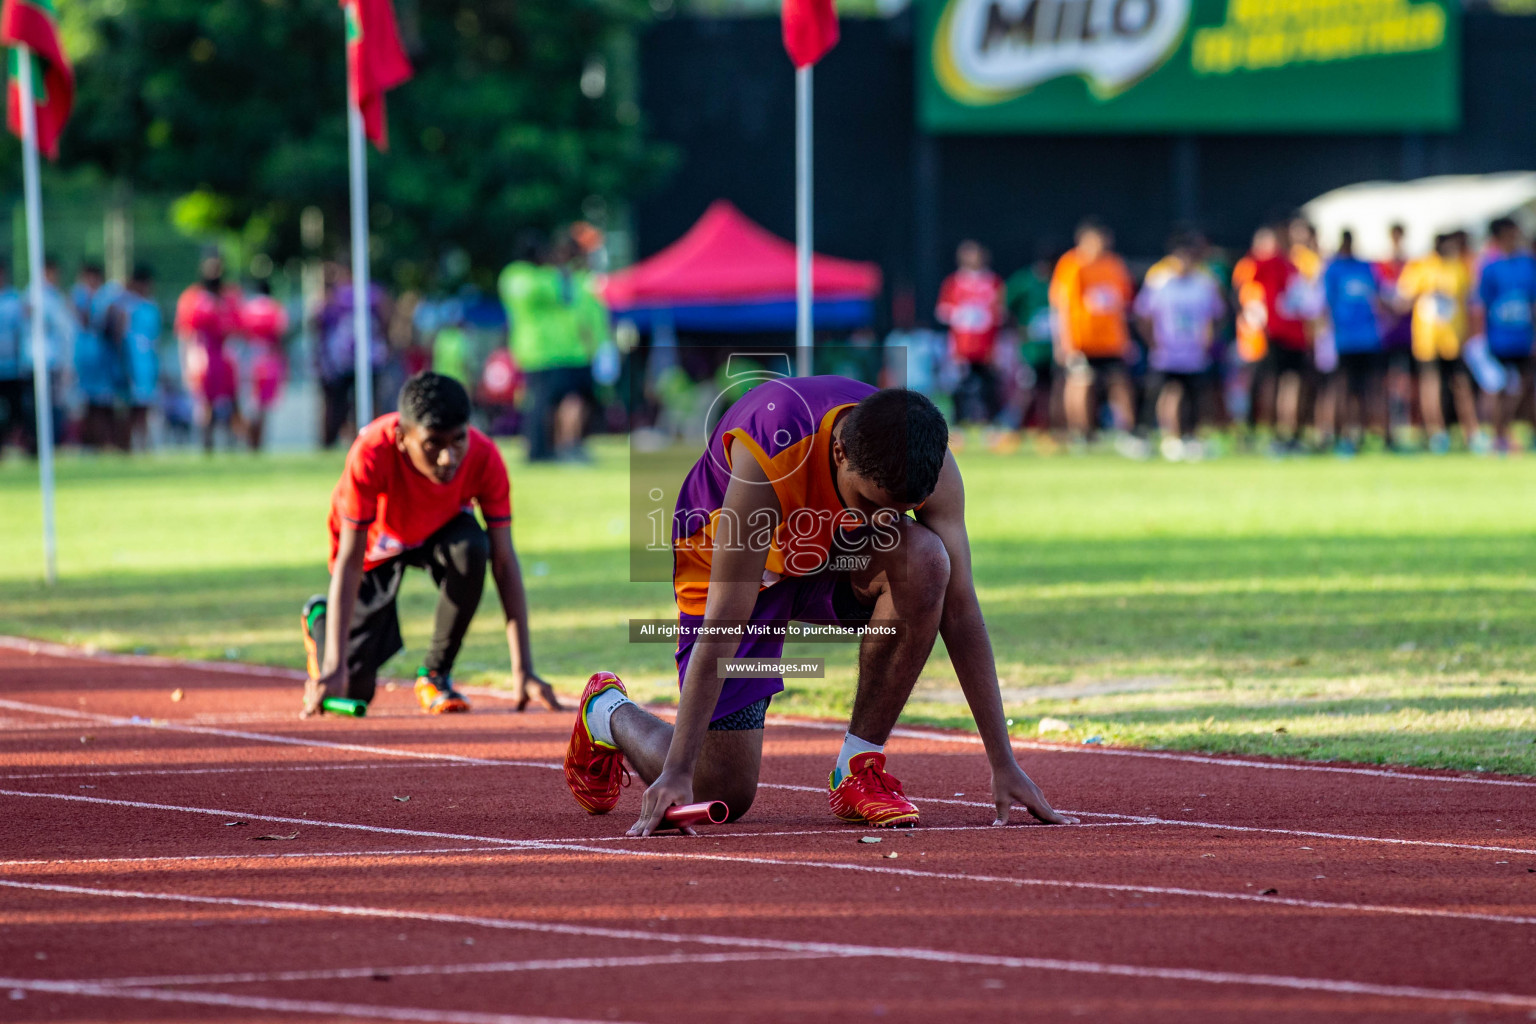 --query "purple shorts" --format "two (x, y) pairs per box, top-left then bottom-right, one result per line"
(675, 571), (872, 722)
